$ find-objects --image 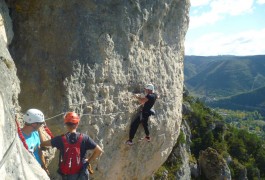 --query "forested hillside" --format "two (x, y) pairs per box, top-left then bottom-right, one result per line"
(155, 92), (265, 179)
(184, 55), (265, 99)
(208, 85), (265, 116)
